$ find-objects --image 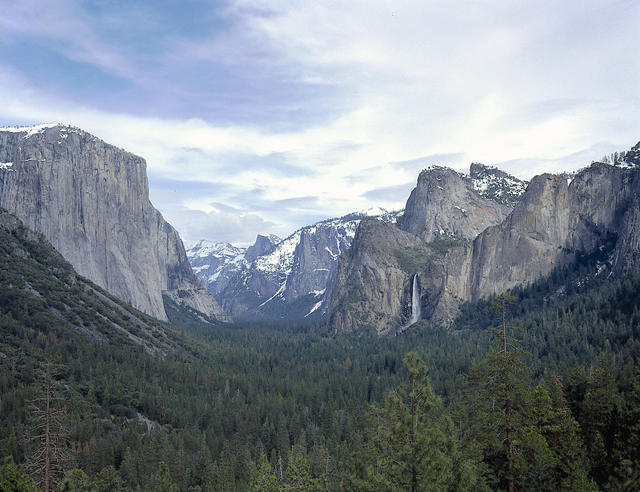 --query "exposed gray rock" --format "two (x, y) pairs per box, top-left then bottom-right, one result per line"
(187, 240), (247, 296)
(329, 148), (640, 333)
(328, 219), (427, 334)
(396, 166), (513, 241)
(0, 207), (184, 356)
(210, 208), (402, 320)
(468, 163), (528, 205)
(0, 124), (228, 322)
(245, 234), (280, 262)
(421, 163), (640, 325)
